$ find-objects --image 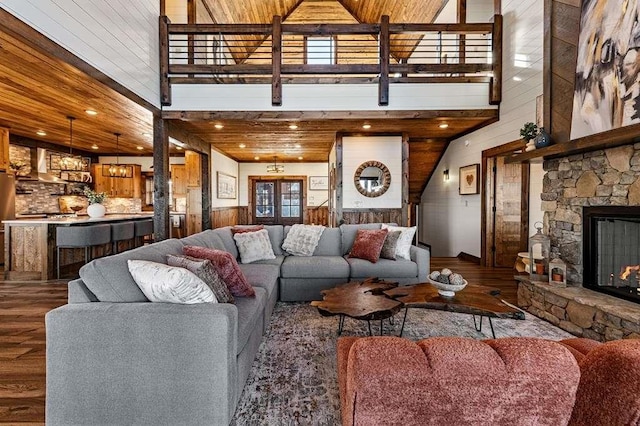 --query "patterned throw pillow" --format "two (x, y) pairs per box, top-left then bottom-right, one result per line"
(349, 228), (388, 263)
(127, 260), (217, 304)
(381, 224), (417, 260)
(380, 230), (402, 260)
(232, 229), (276, 264)
(281, 224), (326, 256)
(166, 254), (234, 303)
(183, 245), (255, 297)
(231, 225), (264, 234)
